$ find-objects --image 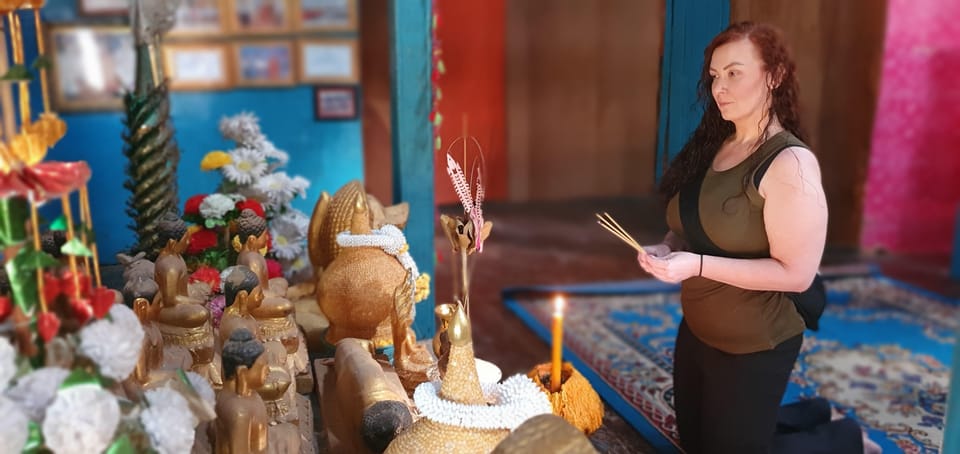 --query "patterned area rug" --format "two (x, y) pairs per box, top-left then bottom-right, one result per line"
(503, 273), (956, 453)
